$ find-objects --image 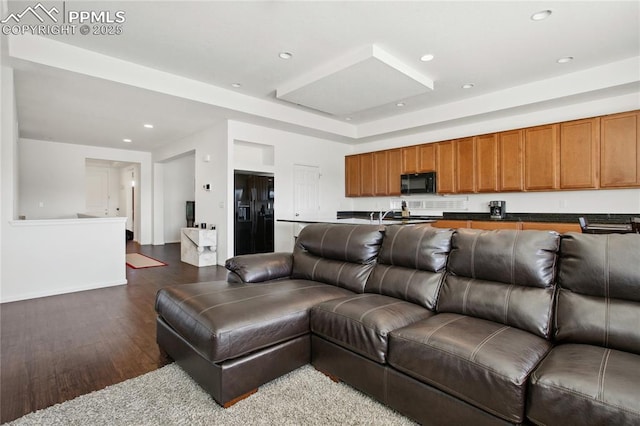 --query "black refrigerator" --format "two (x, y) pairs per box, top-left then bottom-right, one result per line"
(234, 173), (274, 255)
